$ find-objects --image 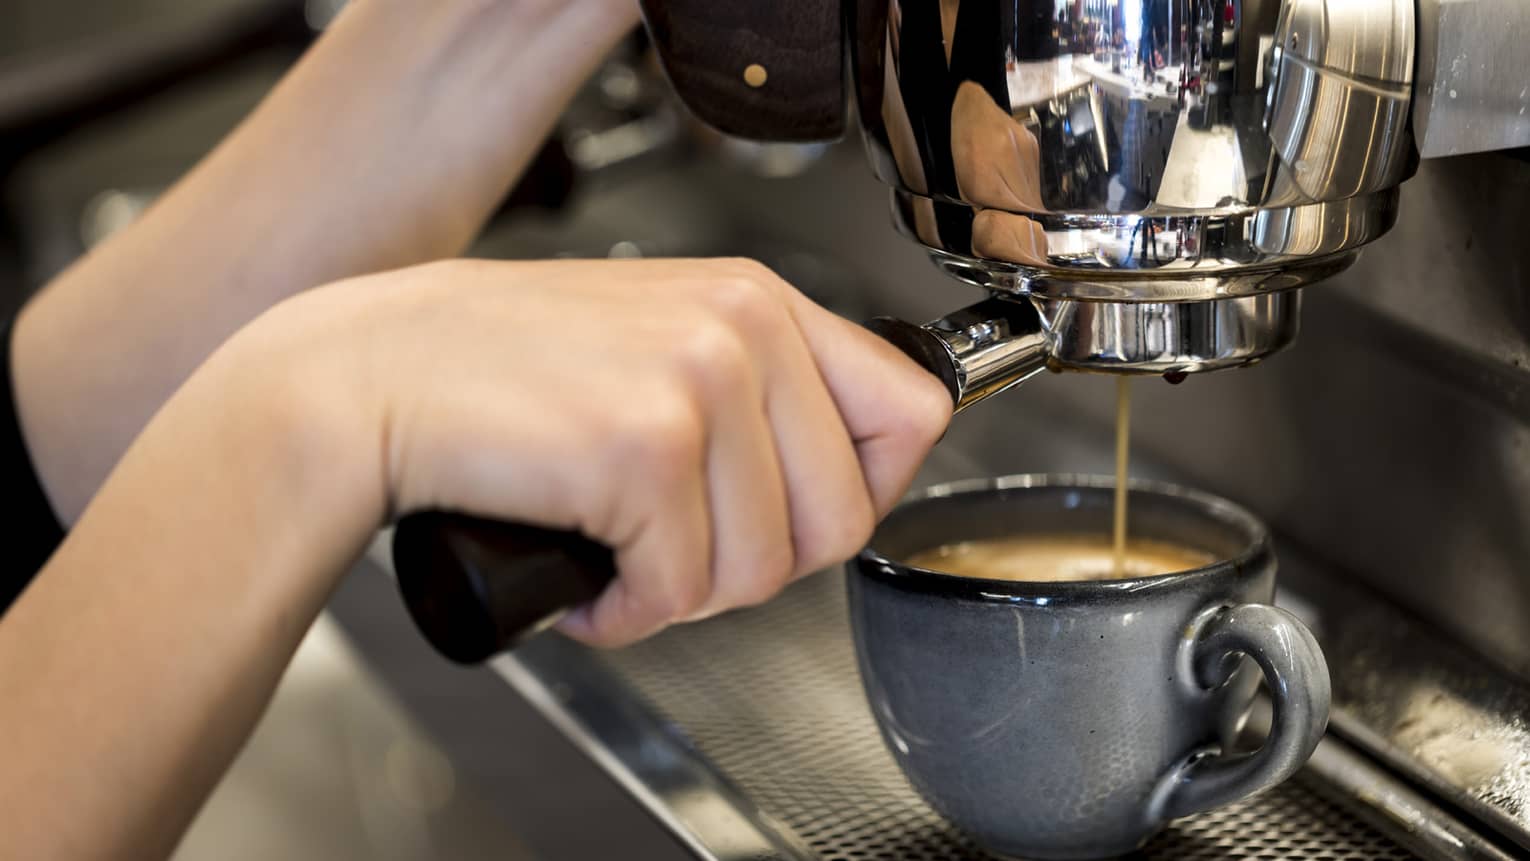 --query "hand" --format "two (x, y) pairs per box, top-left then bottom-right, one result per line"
(950, 81), (1050, 266)
(2, 256), (947, 857)
(268, 258), (951, 647)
